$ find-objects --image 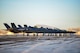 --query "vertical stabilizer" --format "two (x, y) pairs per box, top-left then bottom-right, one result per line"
(4, 23), (11, 29)
(18, 25), (23, 28)
(11, 23), (17, 29)
(24, 25), (27, 28)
